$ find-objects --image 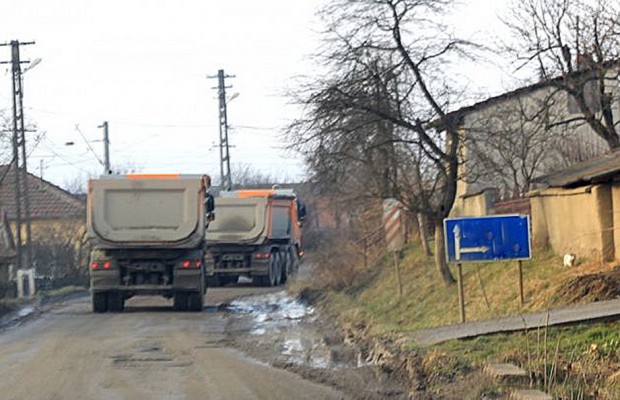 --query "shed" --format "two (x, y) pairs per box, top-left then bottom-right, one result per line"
(528, 150), (620, 261)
